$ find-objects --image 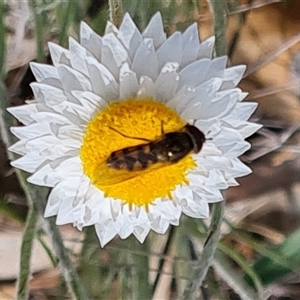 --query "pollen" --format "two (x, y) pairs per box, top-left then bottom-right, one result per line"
(80, 98), (196, 207)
